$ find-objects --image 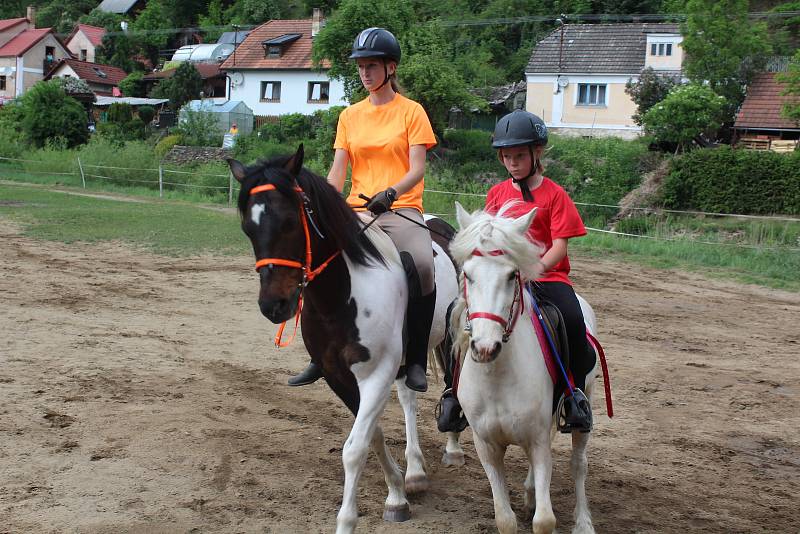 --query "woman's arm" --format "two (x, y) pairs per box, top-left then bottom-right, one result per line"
(327, 148), (349, 192)
(541, 238), (568, 272)
(390, 144), (427, 196)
